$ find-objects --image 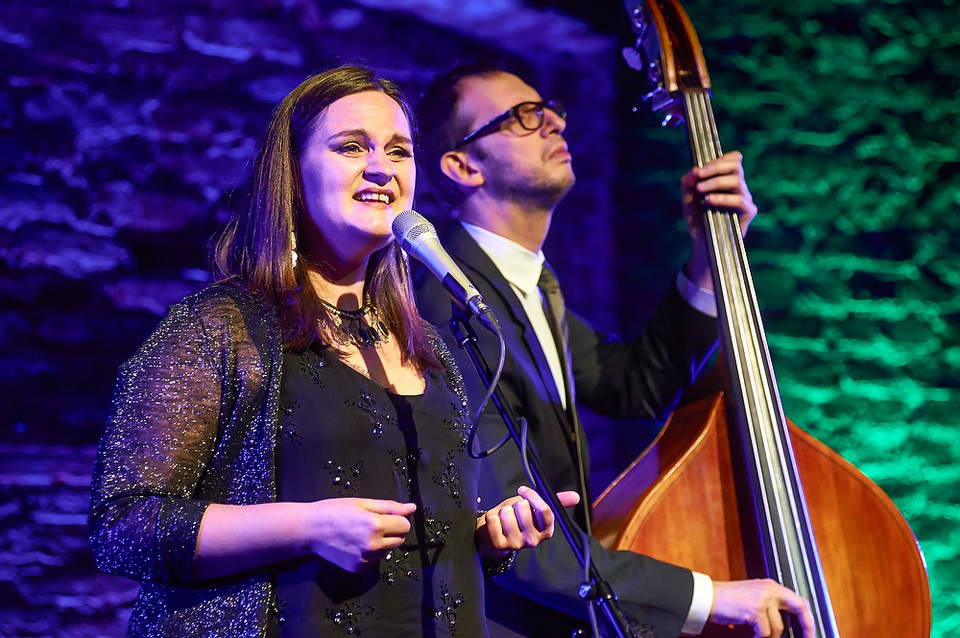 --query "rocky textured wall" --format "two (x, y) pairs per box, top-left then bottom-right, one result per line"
(1, 0), (957, 635)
